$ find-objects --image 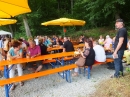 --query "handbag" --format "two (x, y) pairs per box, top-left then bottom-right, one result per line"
(75, 56), (86, 67)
